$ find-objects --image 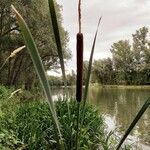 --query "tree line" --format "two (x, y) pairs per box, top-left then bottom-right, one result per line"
(92, 27), (150, 85)
(0, 0), (71, 89)
(61, 27), (150, 86)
